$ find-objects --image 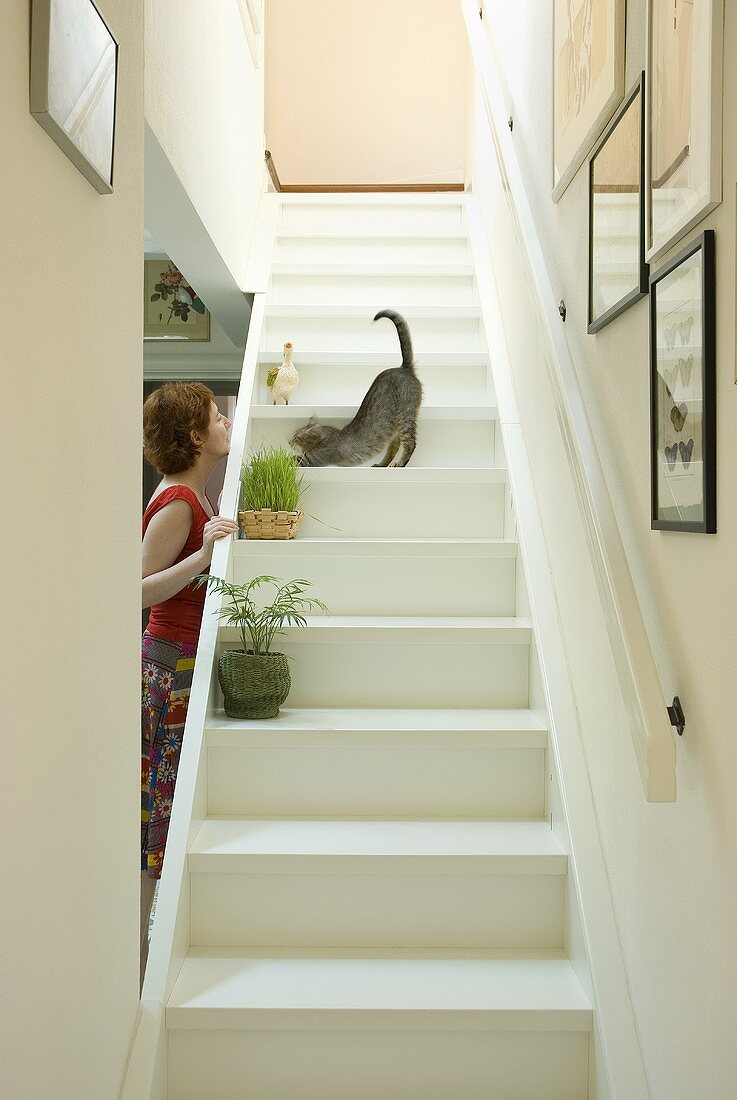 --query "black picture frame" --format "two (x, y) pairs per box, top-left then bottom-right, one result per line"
(649, 230), (716, 533)
(588, 73), (648, 334)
